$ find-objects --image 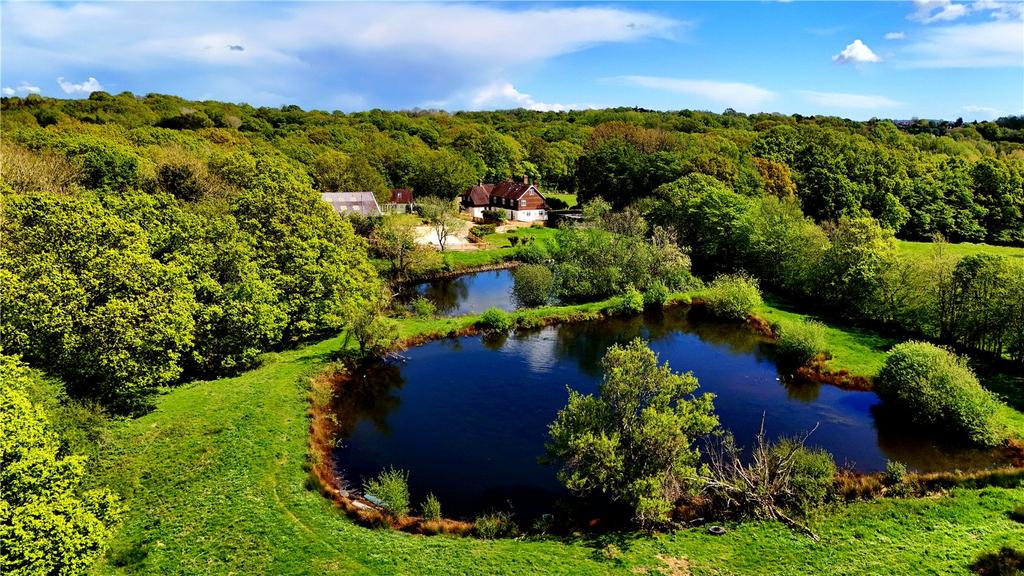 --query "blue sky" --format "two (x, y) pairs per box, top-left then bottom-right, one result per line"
(2, 1), (1021, 120)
